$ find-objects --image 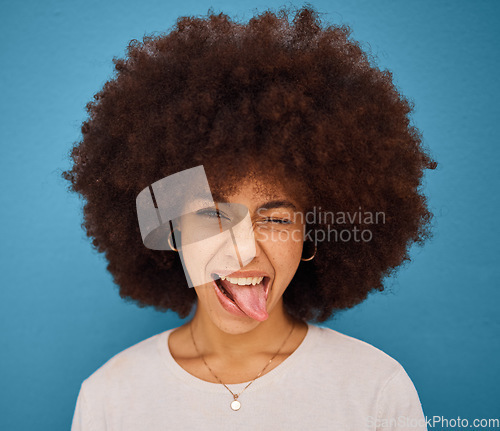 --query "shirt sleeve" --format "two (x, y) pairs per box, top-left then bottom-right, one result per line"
(71, 383), (98, 431)
(375, 367), (428, 431)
